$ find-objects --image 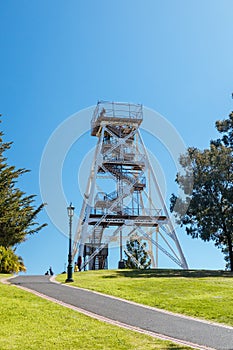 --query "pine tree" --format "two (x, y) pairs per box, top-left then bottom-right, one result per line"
(124, 238), (151, 269)
(0, 119), (47, 259)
